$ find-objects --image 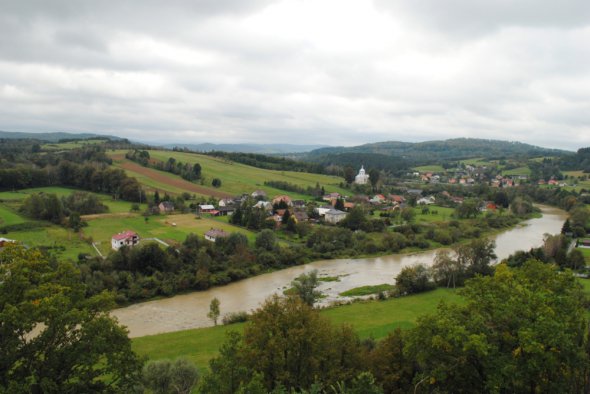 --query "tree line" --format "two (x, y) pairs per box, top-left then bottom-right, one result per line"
(126, 150), (203, 182)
